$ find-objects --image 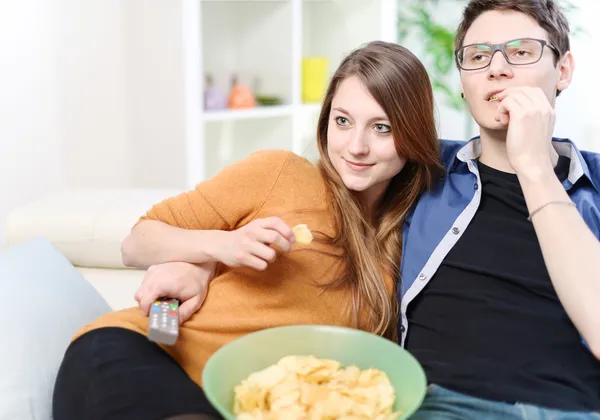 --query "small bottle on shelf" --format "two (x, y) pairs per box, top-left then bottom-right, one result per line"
(203, 74), (227, 111)
(227, 74), (256, 109)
